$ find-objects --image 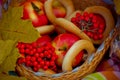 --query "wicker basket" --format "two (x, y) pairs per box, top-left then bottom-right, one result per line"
(14, 0), (120, 80)
(16, 26), (119, 80)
